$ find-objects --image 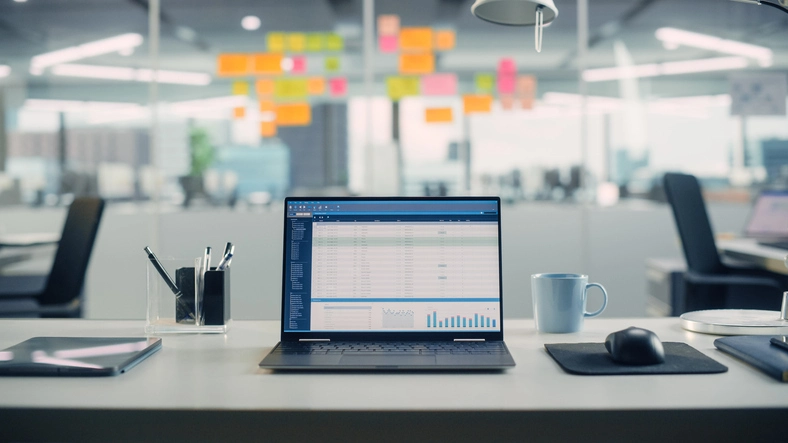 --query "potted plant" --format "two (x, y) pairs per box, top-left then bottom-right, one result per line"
(179, 126), (216, 207)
